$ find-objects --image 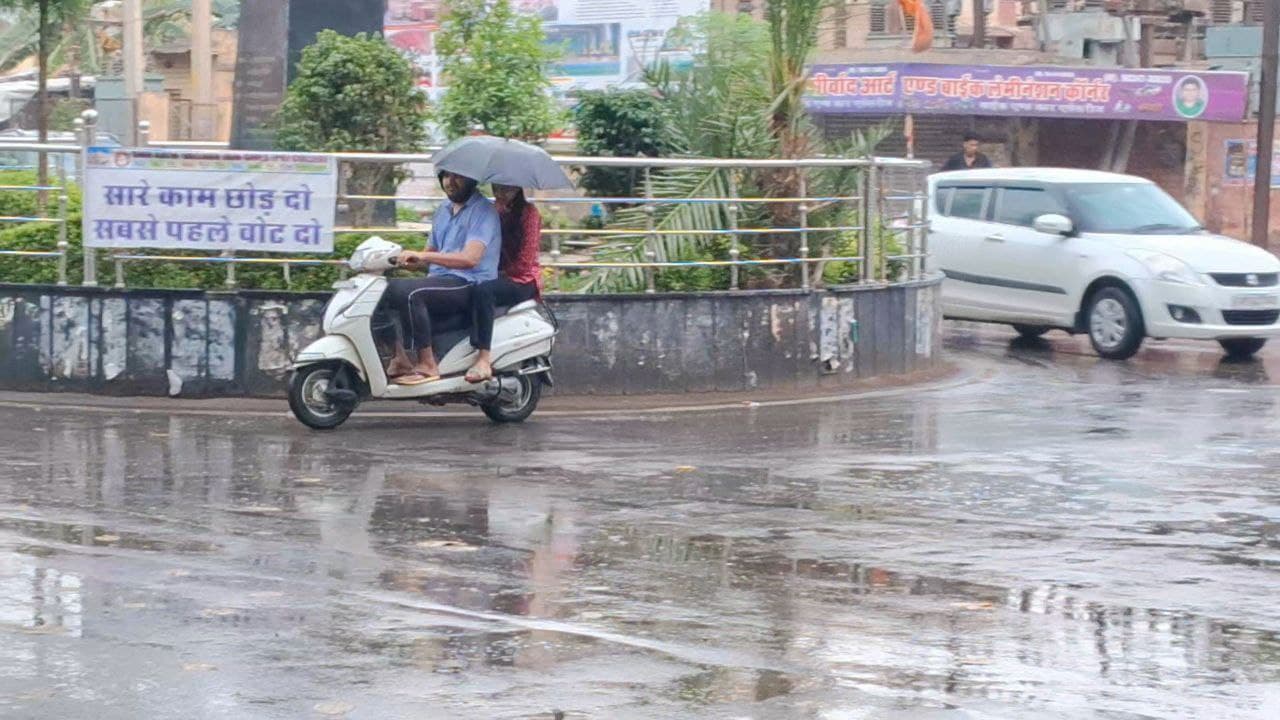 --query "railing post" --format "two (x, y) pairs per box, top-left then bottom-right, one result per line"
(79, 109), (99, 286)
(336, 160), (350, 227)
(727, 171), (740, 291)
(549, 203), (562, 292)
(861, 162), (879, 284)
(798, 168), (810, 292)
(283, 262), (292, 290)
(223, 251), (237, 288)
(643, 167), (656, 294)
(912, 171), (926, 281)
(56, 192), (69, 286)
(138, 120), (151, 147)
(114, 254), (126, 288)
